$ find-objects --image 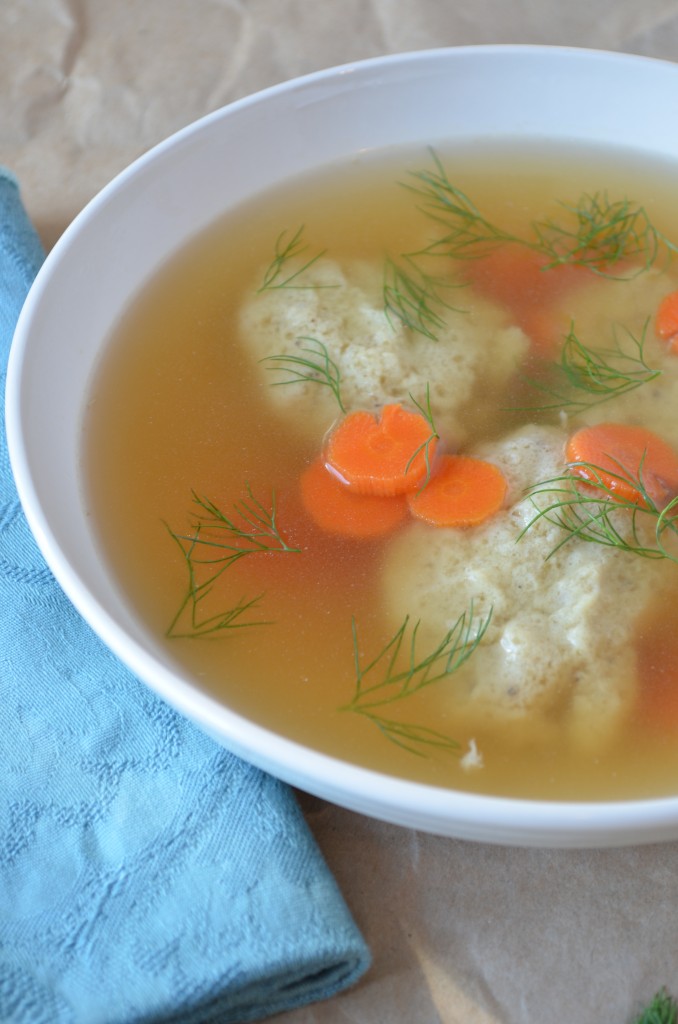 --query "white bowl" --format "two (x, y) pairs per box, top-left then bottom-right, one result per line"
(9, 45), (678, 847)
